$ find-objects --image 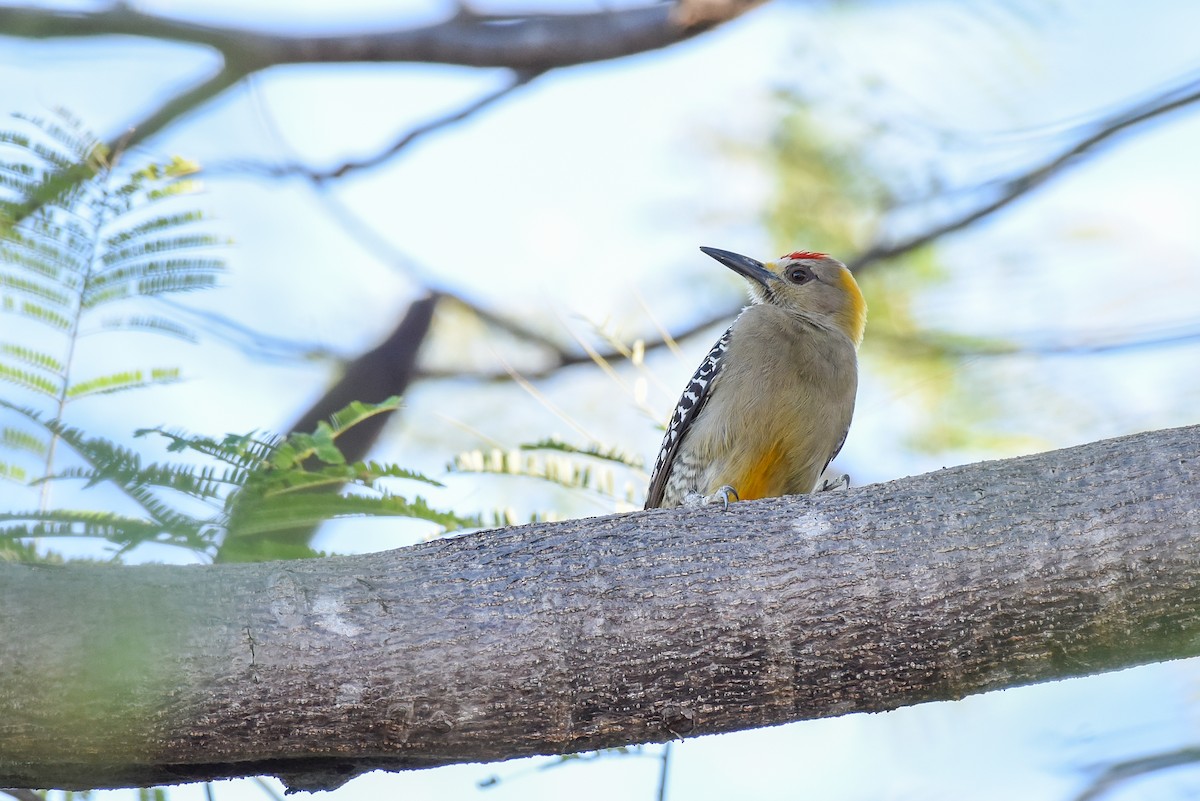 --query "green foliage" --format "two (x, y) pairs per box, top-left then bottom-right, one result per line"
(0, 112), (469, 564)
(0, 459), (29, 483)
(520, 437), (644, 469)
(762, 94), (893, 256)
(0, 109), (226, 497)
(852, 249), (1040, 453)
(0, 397), (477, 562)
(450, 436), (645, 524)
